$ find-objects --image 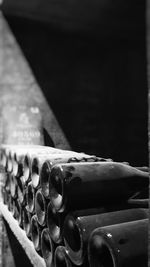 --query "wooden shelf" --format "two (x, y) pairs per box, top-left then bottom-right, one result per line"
(0, 202), (46, 267)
